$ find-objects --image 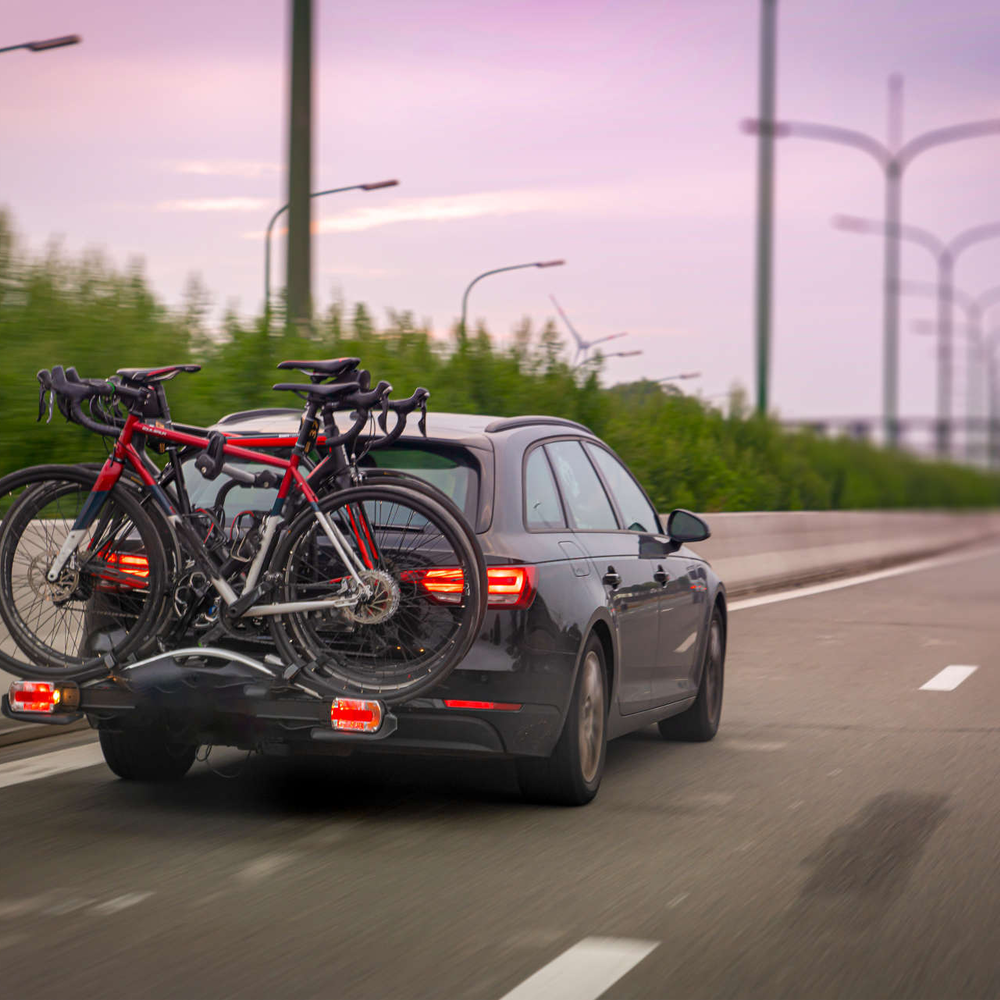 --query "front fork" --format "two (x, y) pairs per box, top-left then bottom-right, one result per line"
(46, 456), (126, 582)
